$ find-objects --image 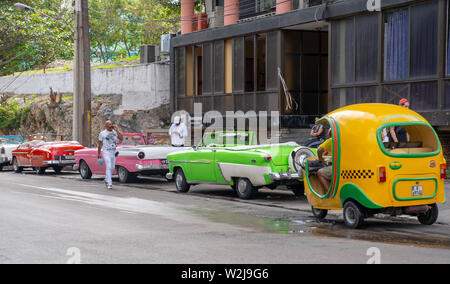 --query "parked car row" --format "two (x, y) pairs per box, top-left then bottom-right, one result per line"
(0, 104), (447, 229)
